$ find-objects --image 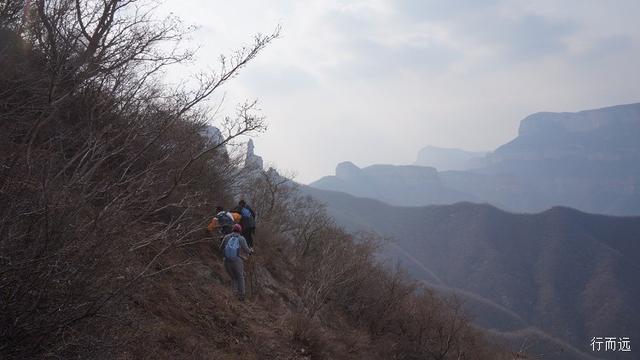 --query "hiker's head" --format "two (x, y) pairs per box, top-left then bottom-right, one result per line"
(215, 206), (223, 213)
(238, 199), (246, 207)
(233, 224), (242, 233)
